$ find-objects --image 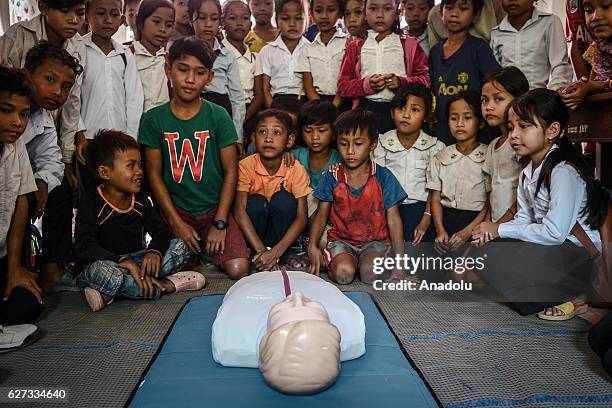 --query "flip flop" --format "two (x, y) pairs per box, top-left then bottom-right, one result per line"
(537, 301), (589, 321)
